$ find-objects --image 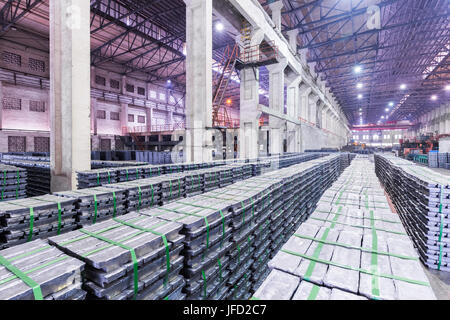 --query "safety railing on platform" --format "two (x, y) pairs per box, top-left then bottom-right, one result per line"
(122, 122), (185, 135)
